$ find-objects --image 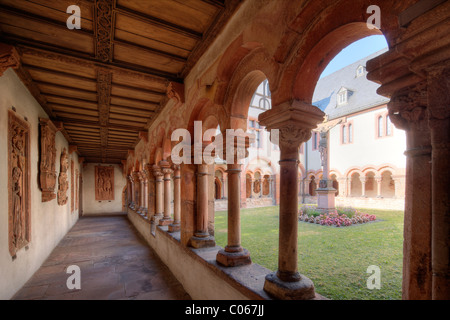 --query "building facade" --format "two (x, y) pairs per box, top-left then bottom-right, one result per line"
(215, 50), (407, 211)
